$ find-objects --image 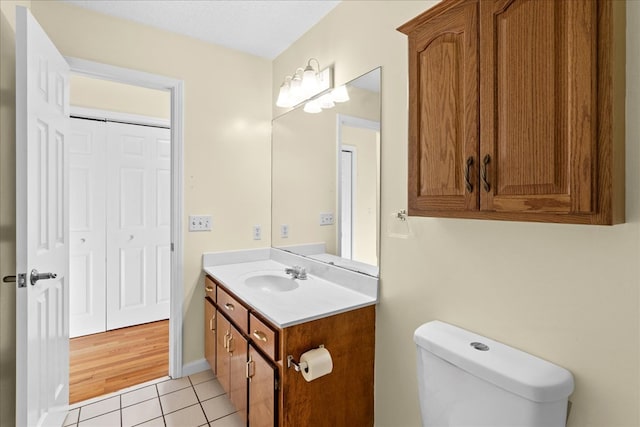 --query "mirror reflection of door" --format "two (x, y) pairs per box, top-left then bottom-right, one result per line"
(337, 116), (380, 267)
(340, 146), (355, 259)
